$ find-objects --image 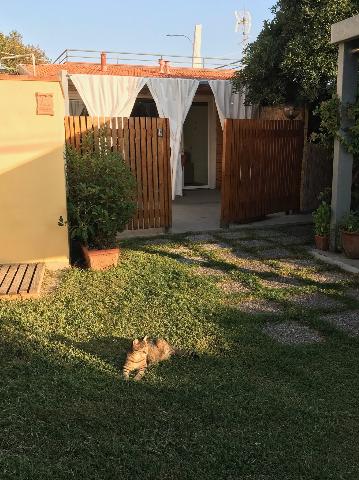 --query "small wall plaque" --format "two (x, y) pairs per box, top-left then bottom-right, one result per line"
(36, 93), (54, 115)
